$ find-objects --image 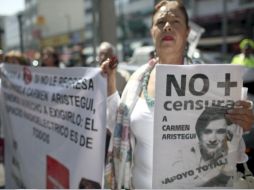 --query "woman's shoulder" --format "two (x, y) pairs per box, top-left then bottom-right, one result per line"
(130, 59), (157, 79)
